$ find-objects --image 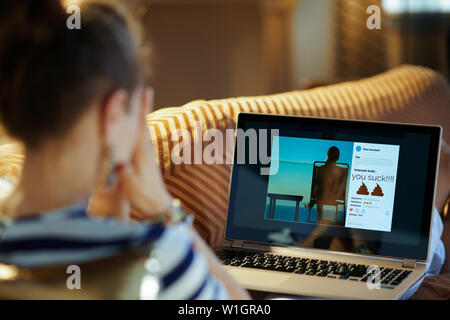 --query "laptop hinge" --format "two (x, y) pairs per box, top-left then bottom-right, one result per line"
(231, 240), (245, 249)
(402, 259), (416, 268)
